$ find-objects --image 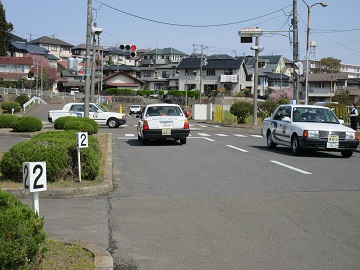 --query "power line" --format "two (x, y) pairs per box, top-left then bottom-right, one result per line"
(94, 0), (292, 28)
